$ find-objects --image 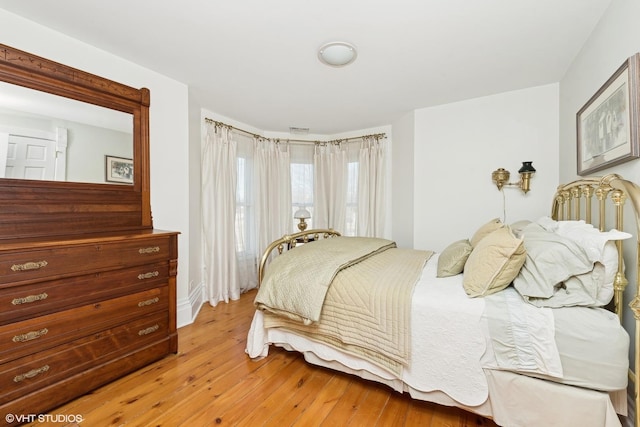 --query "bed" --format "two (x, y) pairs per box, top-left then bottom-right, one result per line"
(246, 174), (640, 427)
